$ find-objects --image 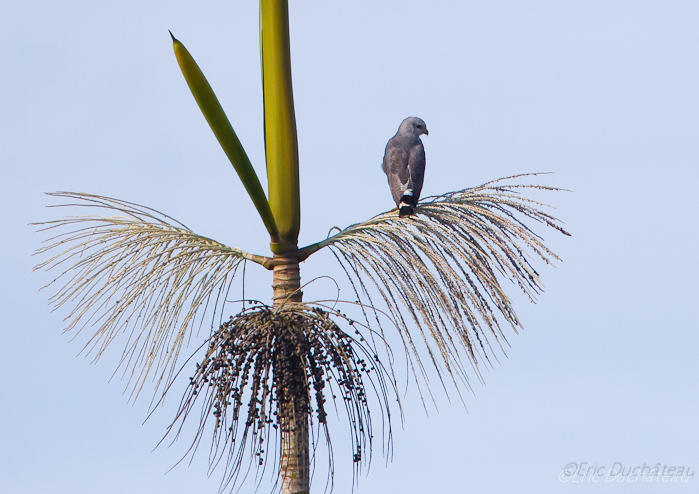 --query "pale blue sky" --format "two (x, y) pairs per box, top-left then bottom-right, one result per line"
(2, 1), (698, 493)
